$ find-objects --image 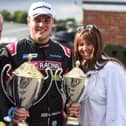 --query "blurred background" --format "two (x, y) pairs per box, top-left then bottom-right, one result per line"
(0, 0), (84, 55)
